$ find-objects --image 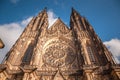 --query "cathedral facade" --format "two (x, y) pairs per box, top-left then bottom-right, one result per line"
(0, 8), (120, 80)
